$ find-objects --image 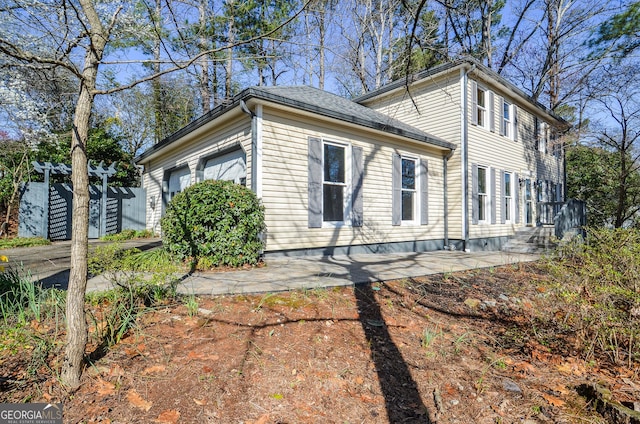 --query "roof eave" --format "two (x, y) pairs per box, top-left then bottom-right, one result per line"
(244, 91), (455, 151)
(136, 87), (455, 164)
